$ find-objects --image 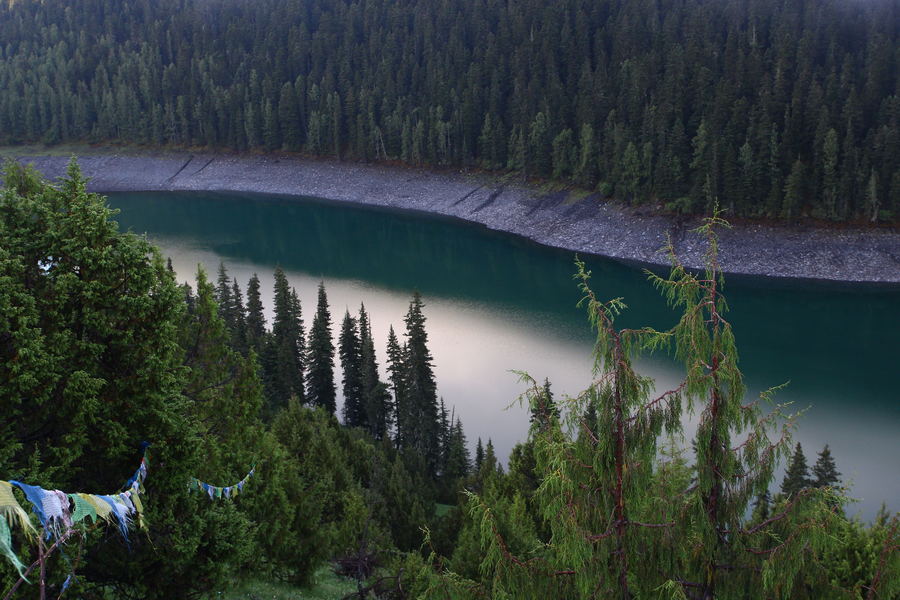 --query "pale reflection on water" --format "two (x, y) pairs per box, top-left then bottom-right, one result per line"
(164, 243), (899, 519)
(113, 190), (898, 520)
